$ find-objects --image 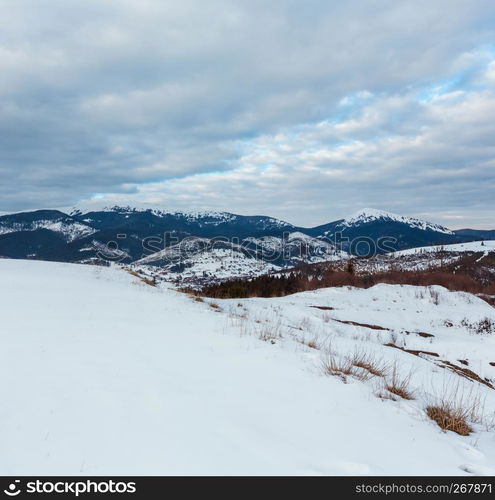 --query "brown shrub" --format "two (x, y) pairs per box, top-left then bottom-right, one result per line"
(426, 405), (473, 436)
(196, 263), (494, 300)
